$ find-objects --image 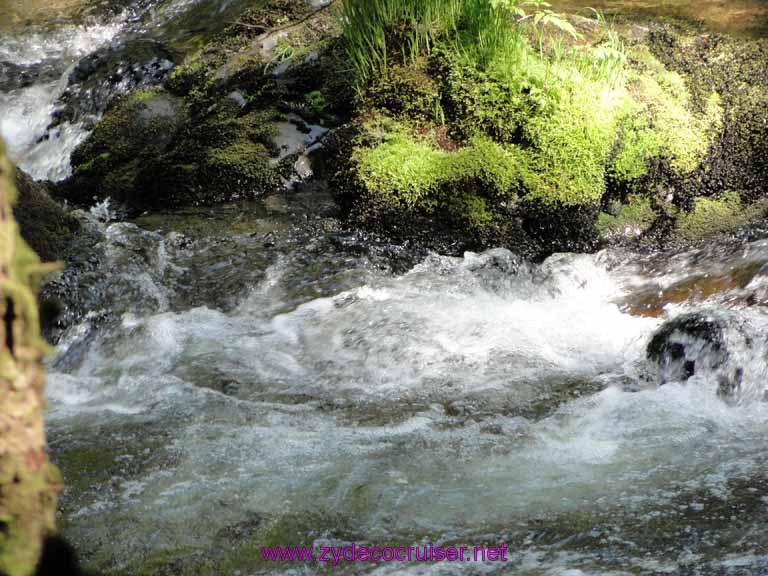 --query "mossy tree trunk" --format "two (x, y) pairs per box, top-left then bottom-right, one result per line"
(0, 142), (61, 576)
